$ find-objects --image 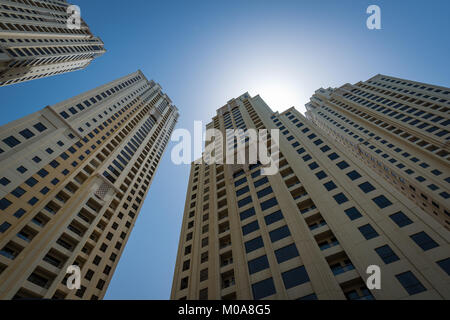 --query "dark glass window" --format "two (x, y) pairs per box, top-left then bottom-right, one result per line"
(395, 271), (426, 295)
(328, 152), (339, 160)
(347, 170), (362, 180)
(275, 244), (299, 263)
(248, 255), (270, 274)
(254, 177), (268, 188)
(437, 258), (450, 276)
(336, 161), (349, 169)
(19, 129), (35, 139)
(358, 224), (379, 240)
(234, 177), (247, 187)
(323, 181), (337, 191)
(269, 225), (291, 242)
(245, 236), (264, 253)
(389, 211), (412, 227)
(333, 193), (349, 204)
(34, 123), (47, 132)
(252, 278), (276, 300)
(344, 207), (362, 220)
(236, 186), (249, 197)
(3, 136), (20, 148)
(410, 232), (439, 251)
(260, 197), (278, 211)
(308, 162), (319, 170)
(11, 187), (26, 198)
(372, 195), (392, 209)
(240, 207), (256, 221)
(282, 266), (310, 289)
(238, 196), (252, 208)
(315, 171), (327, 180)
(375, 245), (400, 264)
(264, 210), (283, 225)
(242, 220), (259, 236)
(257, 186), (273, 198)
(358, 182), (376, 193)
